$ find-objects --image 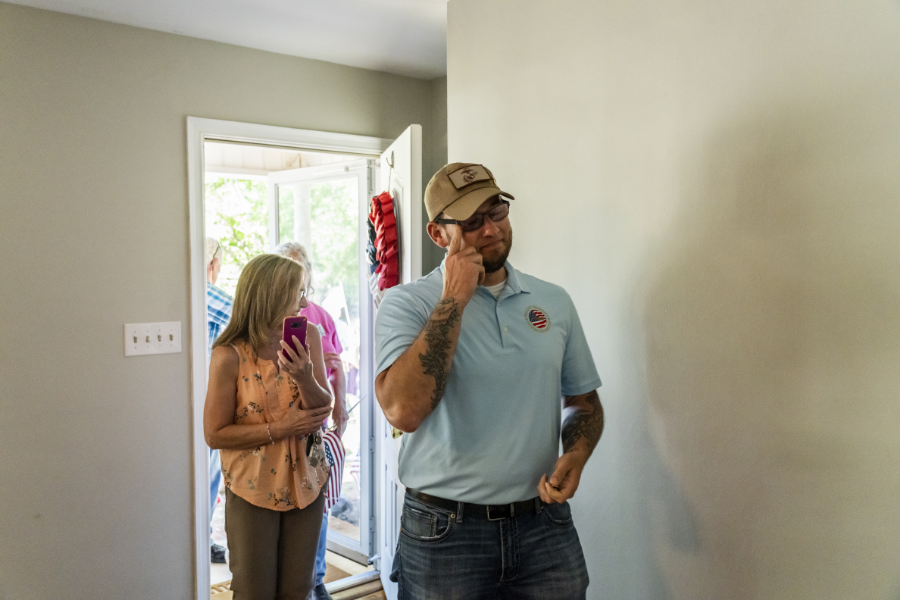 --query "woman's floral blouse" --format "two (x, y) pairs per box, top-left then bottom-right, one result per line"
(219, 340), (330, 511)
